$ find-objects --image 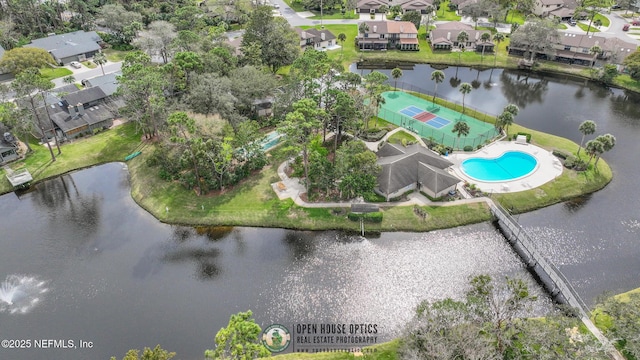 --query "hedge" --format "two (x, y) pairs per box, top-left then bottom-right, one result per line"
(347, 211), (384, 223)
